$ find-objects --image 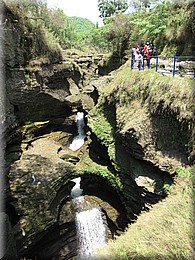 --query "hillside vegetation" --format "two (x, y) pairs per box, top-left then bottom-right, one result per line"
(3, 0), (195, 59)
